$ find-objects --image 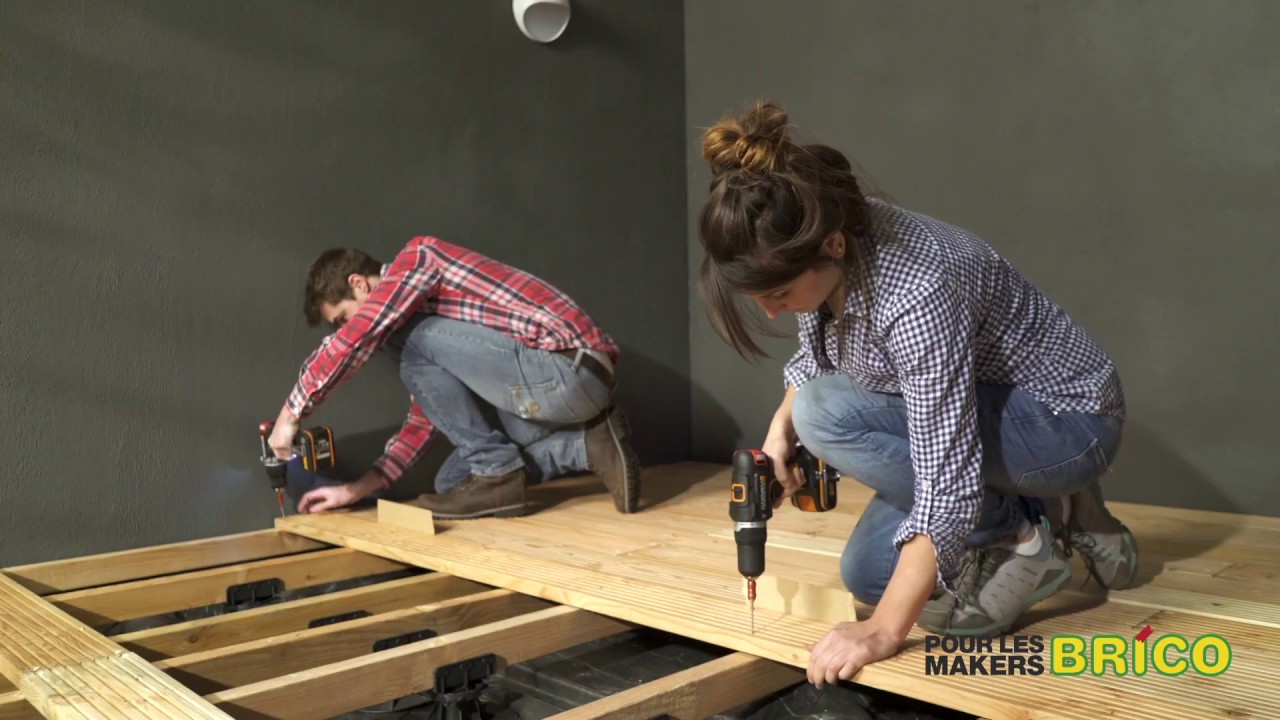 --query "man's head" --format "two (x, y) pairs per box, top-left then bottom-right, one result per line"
(303, 247), (384, 329)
